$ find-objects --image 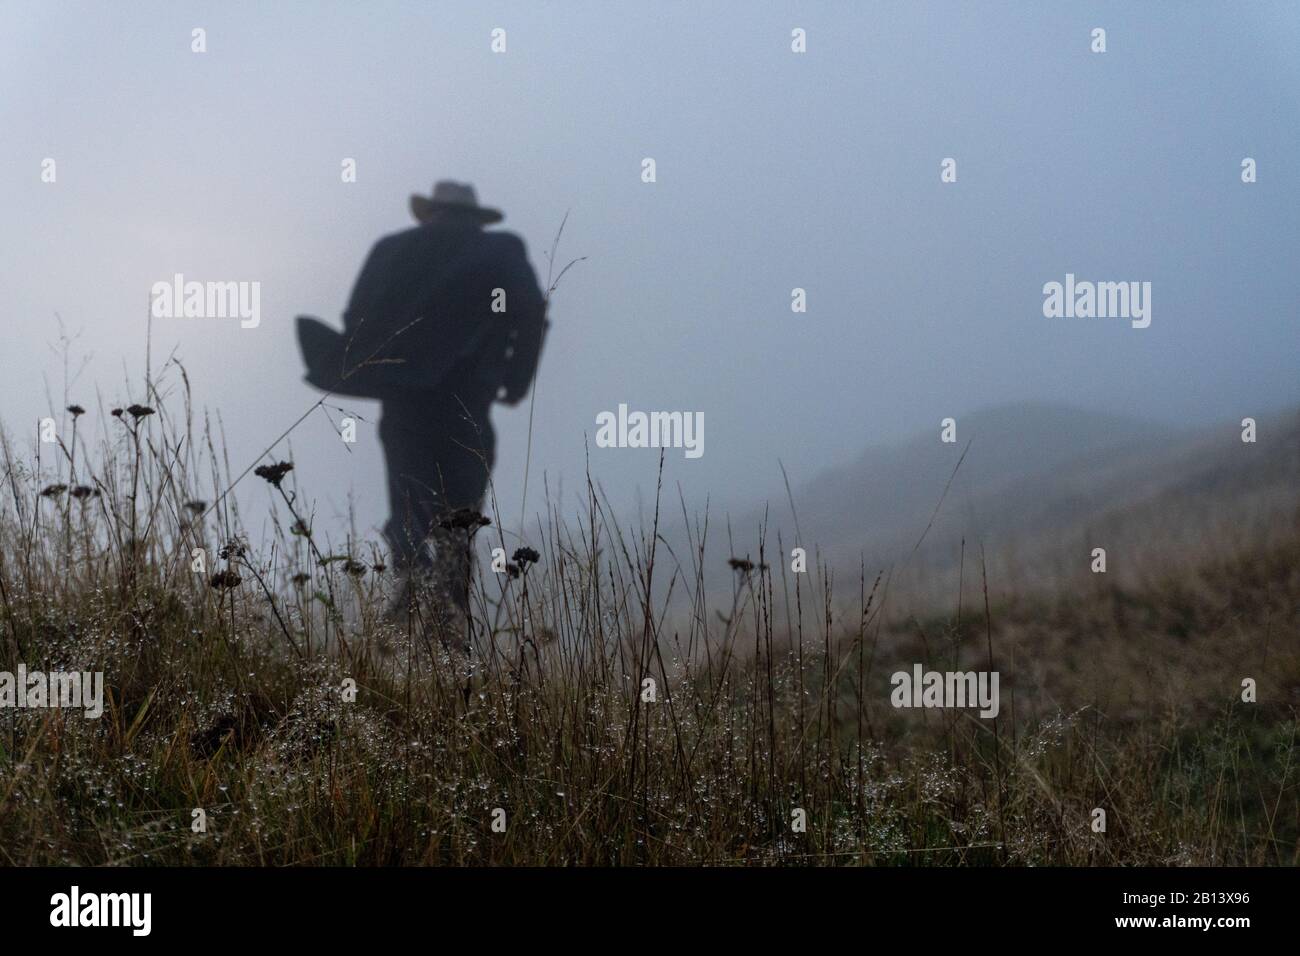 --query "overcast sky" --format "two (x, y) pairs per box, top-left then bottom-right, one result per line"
(2, 1), (1296, 545)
